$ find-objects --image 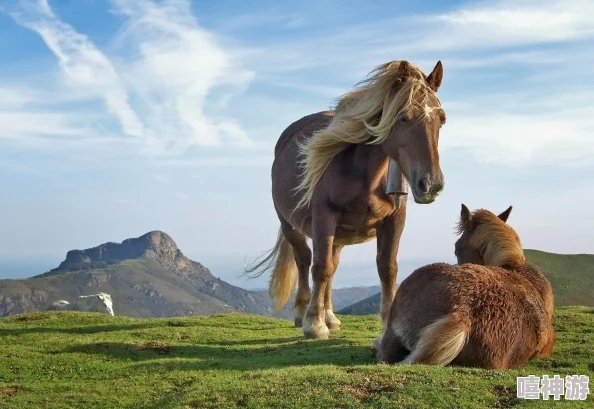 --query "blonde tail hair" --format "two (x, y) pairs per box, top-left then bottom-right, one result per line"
(244, 227), (298, 312)
(403, 313), (469, 366)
